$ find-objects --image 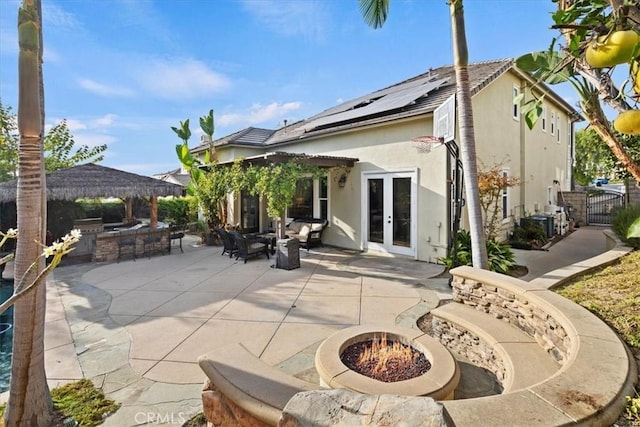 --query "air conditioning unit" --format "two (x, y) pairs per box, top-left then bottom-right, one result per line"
(200, 135), (211, 143)
(530, 214), (555, 238)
